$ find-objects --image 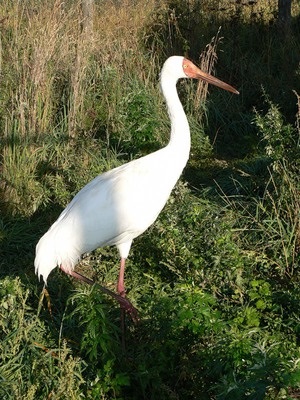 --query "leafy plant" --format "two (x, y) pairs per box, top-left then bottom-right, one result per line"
(254, 93), (300, 169)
